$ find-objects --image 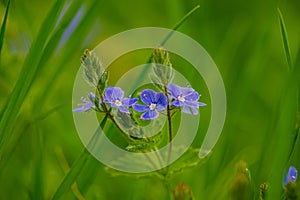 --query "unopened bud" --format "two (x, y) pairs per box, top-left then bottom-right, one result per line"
(81, 49), (105, 87)
(229, 161), (251, 200)
(172, 182), (194, 200)
(151, 47), (174, 87)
